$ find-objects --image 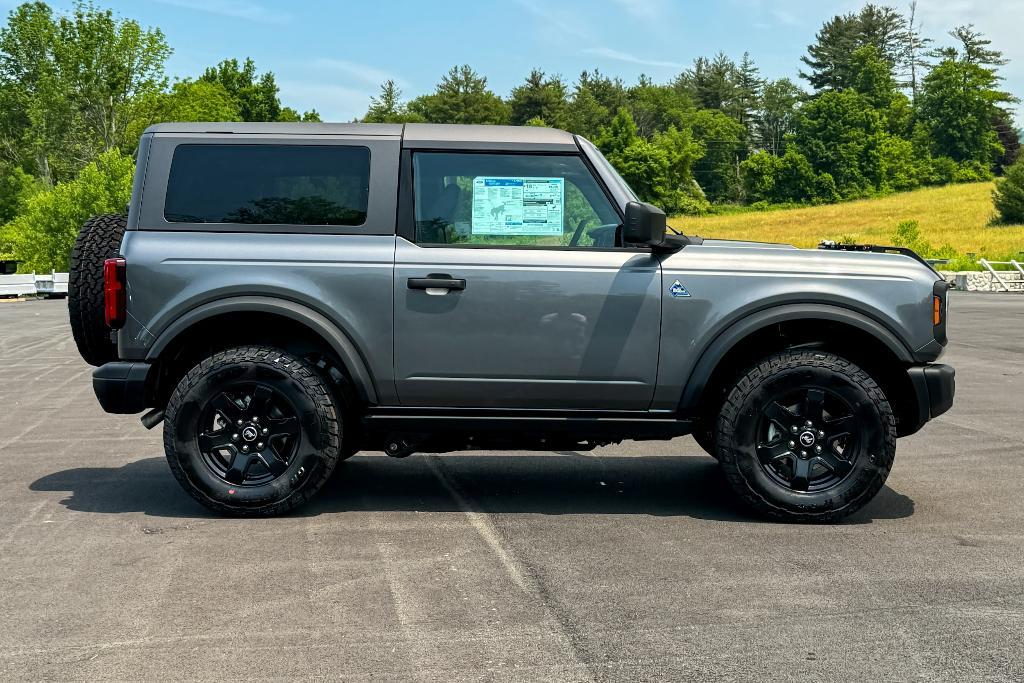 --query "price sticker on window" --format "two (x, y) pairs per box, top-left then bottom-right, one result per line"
(471, 177), (564, 235)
